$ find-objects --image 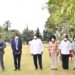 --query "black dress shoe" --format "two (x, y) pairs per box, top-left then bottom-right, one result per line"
(40, 68), (43, 70)
(54, 68), (57, 70)
(14, 69), (17, 71)
(18, 68), (21, 70)
(35, 68), (38, 70)
(2, 69), (5, 71)
(51, 68), (57, 70)
(73, 68), (75, 70)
